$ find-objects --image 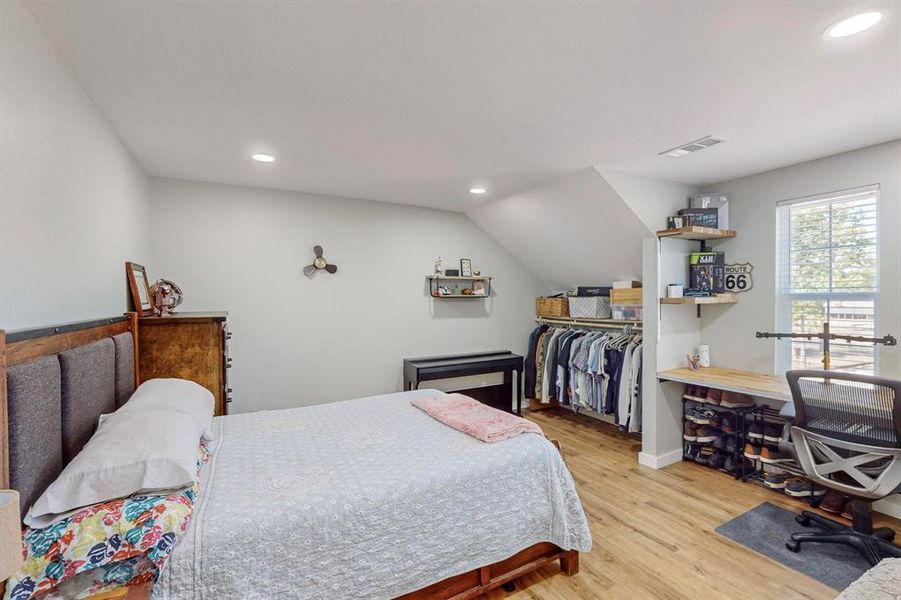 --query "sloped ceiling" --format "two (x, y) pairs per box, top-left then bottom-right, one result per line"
(466, 168), (697, 290)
